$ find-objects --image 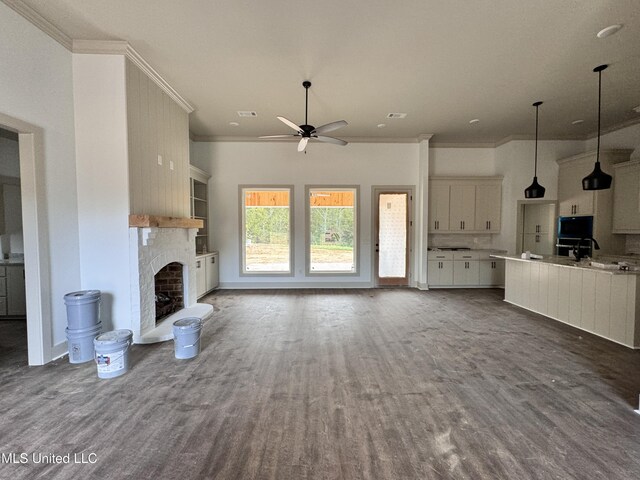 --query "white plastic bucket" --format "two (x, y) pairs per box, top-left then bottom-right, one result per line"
(66, 322), (102, 364)
(173, 317), (203, 359)
(93, 329), (133, 379)
(64, 290), (101, 329)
